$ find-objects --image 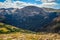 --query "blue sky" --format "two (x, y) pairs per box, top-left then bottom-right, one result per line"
(0, 0), (60, 4)
(0, 0), (42, 4)
(0, 0), (5, 2)
(0, 0), (60, 9)
(0, 0), (60, 3)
